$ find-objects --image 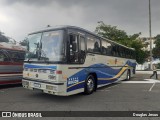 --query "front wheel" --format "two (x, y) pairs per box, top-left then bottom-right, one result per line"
(84, 75), (95, 95)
